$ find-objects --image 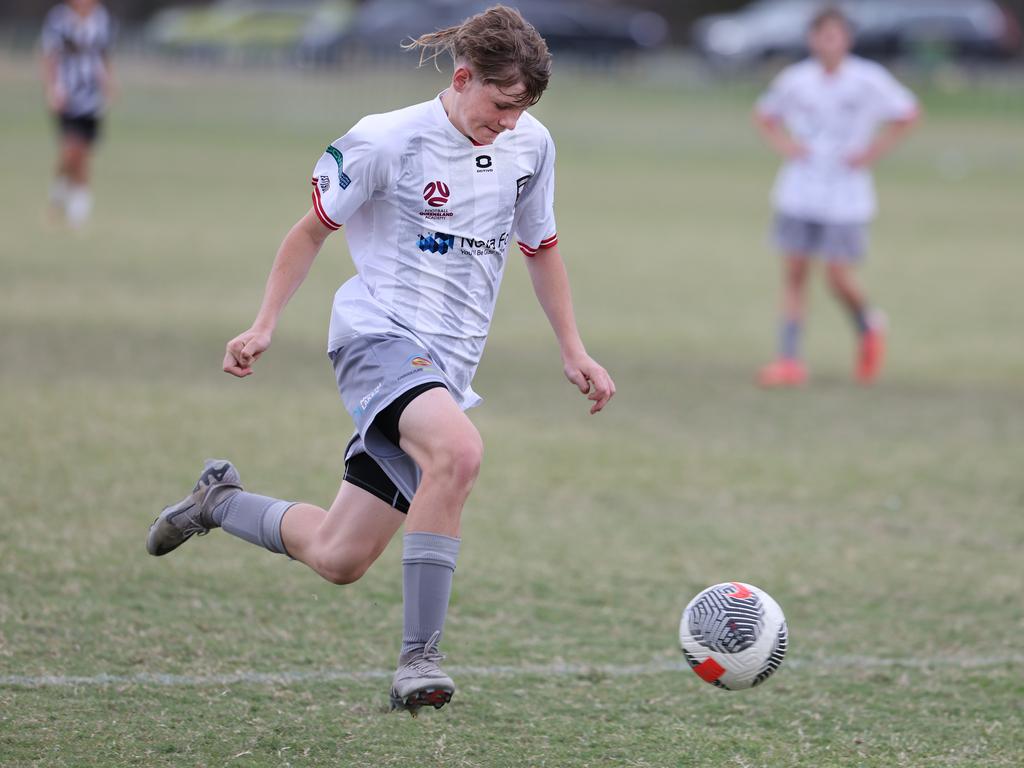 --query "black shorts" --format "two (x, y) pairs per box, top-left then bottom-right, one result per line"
(57, 113), (102, 144)
(342, 381), (446, 513)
